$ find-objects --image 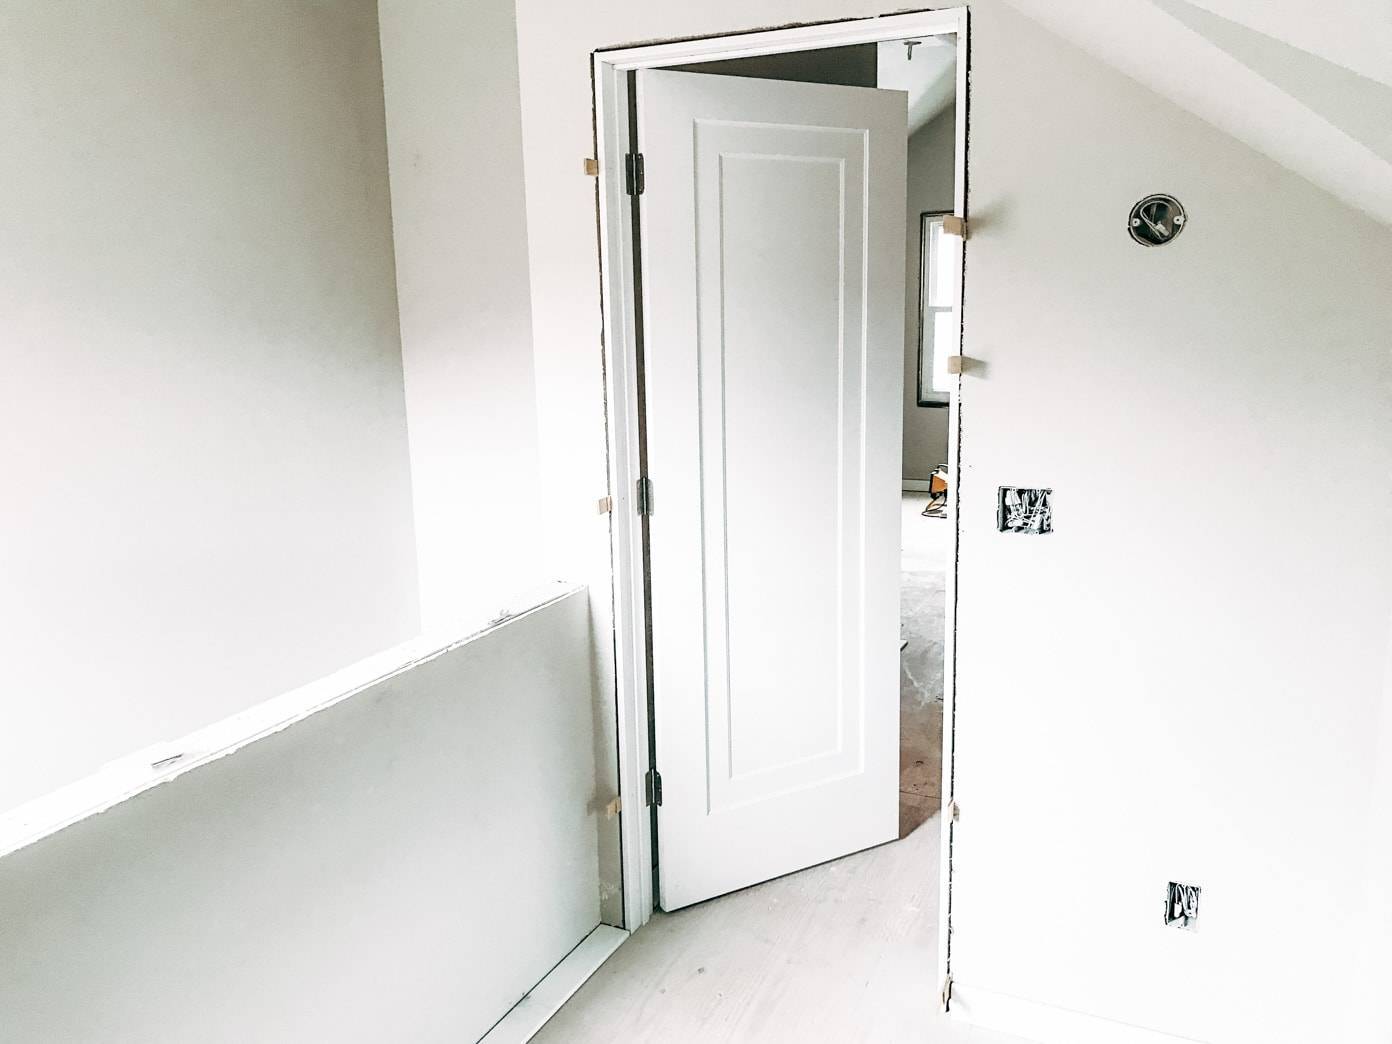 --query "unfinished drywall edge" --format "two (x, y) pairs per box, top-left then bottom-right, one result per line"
(0, 580), (586, 861)
(952, 985), (1209, 1044)
(937, 5), (970, 997)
